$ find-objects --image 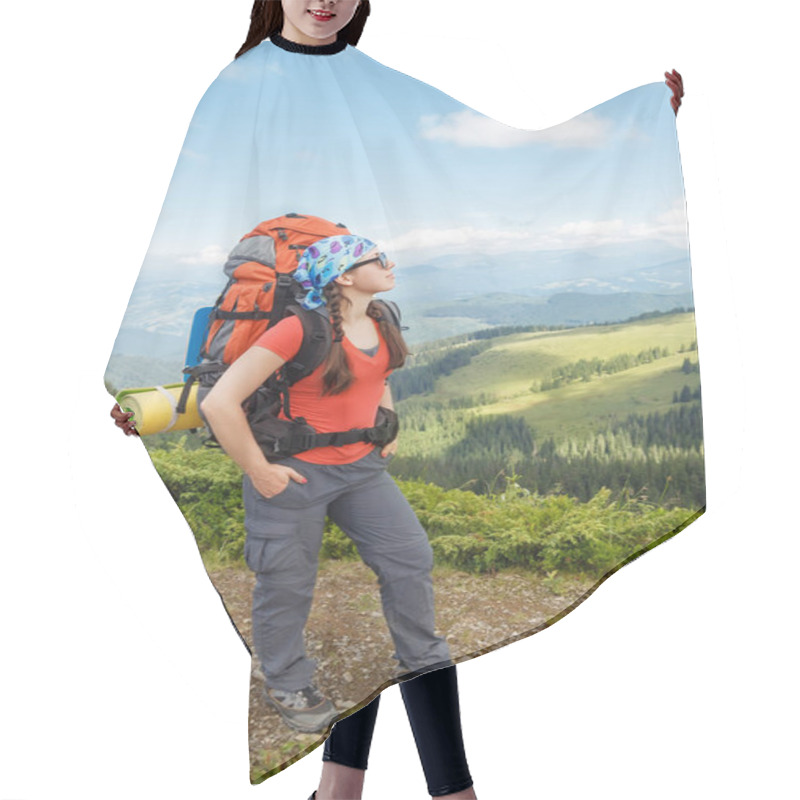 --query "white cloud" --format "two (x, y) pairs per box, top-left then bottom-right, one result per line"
(386, 225), (526, 255)
(178, 244), (229, 266)
(386, 203), (688, 257)
(418, 109), (614, 149)
(533, 205), (688, 251)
